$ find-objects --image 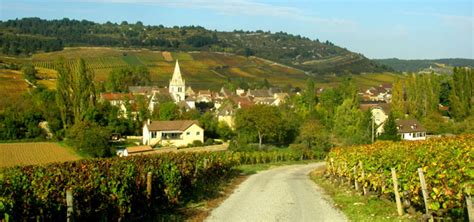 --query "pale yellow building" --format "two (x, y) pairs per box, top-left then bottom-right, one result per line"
(142, 120), (204, 147)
